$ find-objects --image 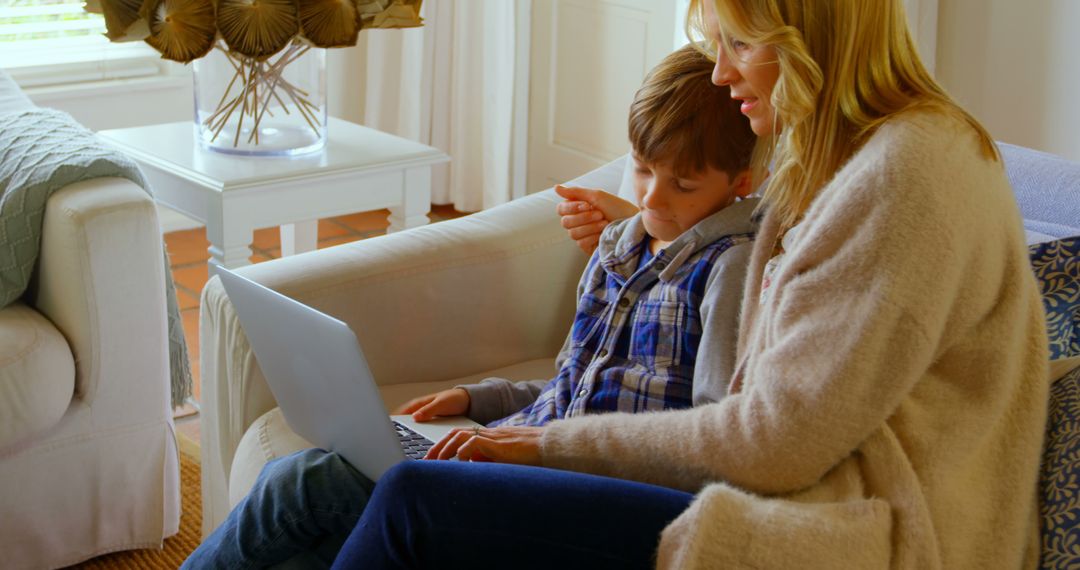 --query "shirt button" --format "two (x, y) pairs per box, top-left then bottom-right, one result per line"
(618, 298), (630, 308)
(654, 261), (667, 271)
(578, 389), (588, 398)
(598, 348), (608, 358)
